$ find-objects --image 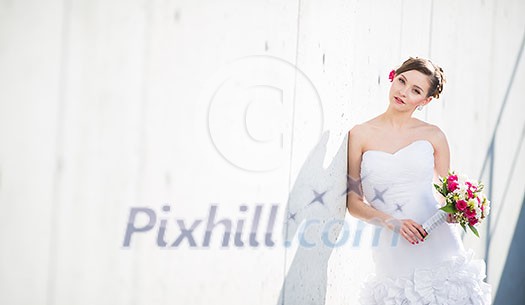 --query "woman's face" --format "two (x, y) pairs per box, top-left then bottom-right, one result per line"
(389, 69), (432, 111)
